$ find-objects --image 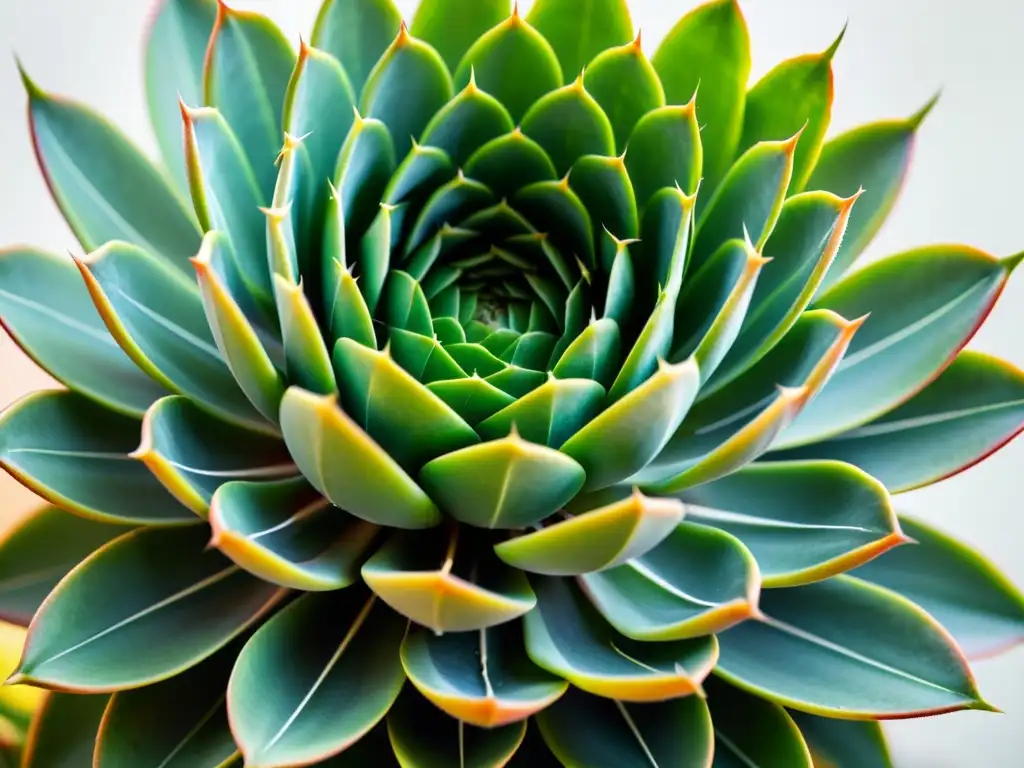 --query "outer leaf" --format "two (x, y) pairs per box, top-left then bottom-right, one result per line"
(779, 246), (1016, 448)
(19, 68), (201, 275)
(526, 0), (633, 84)
(209, 478), (378, 591)
(690, 134), (798, 275)
(738, 34), (842, 191)
(807, 101), (935, 291)
(652, 0), (750, 201)
(20, 693), (108, 768)
(707, 677), (812, 768)
(388, 687), (525, 768)
(0, 506), (129, 627)
(560, 357), (701, 491)
(228, 589), (407, 768)
(362, 527), (536, 633)
(14, 527), (283, 692)
(411, 0), (509, 73)
(77, 241), (264, 430)
(279, 387), (441, 529)
(521, 78), (615, 176)
(144, 0), (218, 192)
(715, 576), (989, 718)
(678, 461), (902, 587)
(0, 248), (168, 416)
(525, 576), (718, 701)
(401, 623), (566, 728)
(537, 687), (713, 768)
(584, 37), (665, 151)
(453, 13), (563, 125)
(95, 641), (240, 768)
(204, 3), (296, 198)
(0, 391), (194, 526)
(773, 350), (1024, 492)
(361, 26), (454, 158)
(312, 0), (402, 95)
(788, 713), (893, 768)
(854, 515), (1024, 660)
(496, 490), (684, 576)
(136, 395), (294, 517)
(580, 519), (760, 640)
